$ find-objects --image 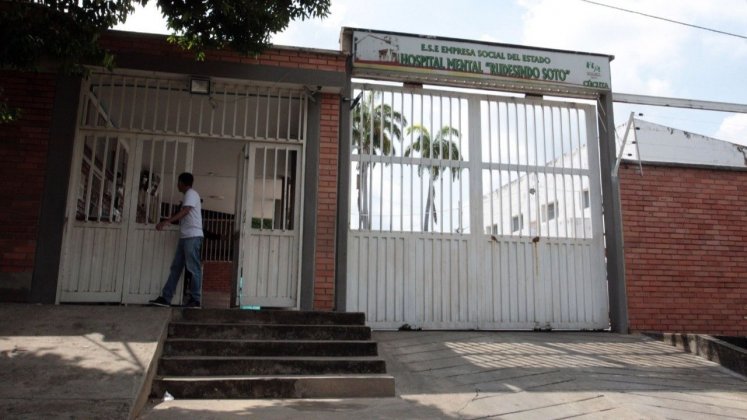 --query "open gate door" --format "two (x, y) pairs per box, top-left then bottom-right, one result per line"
(59, 135), (194, 304)
(236, 143), (303, 308)
(58, 134), (133, 302)
(122, 137), (194, 304)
